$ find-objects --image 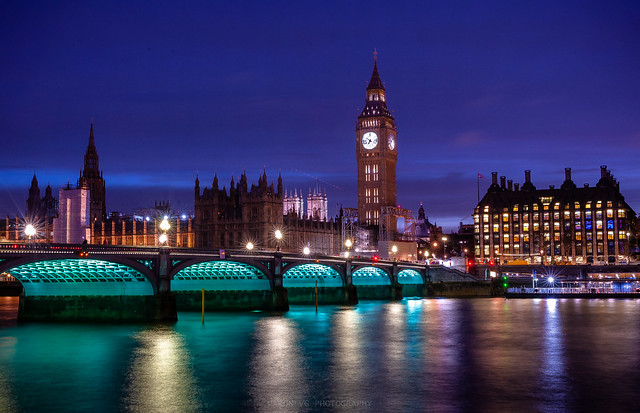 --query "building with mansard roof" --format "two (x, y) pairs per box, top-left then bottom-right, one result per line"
(474, 166), (636, 264)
